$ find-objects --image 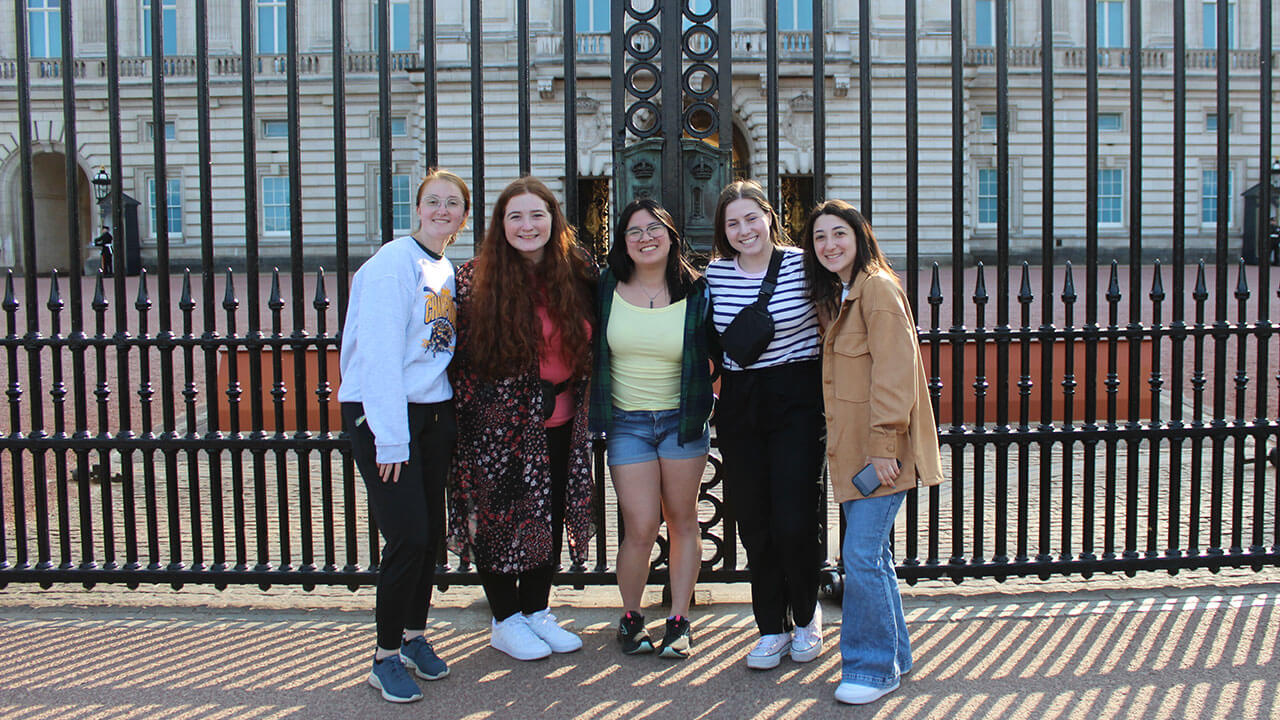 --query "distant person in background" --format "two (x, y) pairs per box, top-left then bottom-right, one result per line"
(589, 198), (714, 659)
(706, 180), (826, 672)
(339, 169), (469, 703)
(448, 176), (598, 661)
(800, 198), (944, 706)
